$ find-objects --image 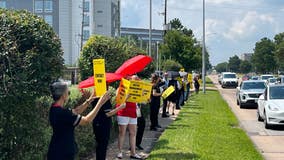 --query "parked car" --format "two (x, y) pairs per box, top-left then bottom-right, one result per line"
(260, 74), (274, 81)
(251, 76), (259, 80)
(257, 84), (284, 129)
(266, 78), (277, 85)
(236, 80), (266, 108)
(221, 72), (238, 88)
